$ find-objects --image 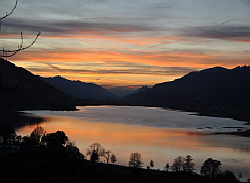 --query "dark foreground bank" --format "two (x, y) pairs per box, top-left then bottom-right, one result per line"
(0, 110), (42, 128)
(0, 150), (242, 183)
